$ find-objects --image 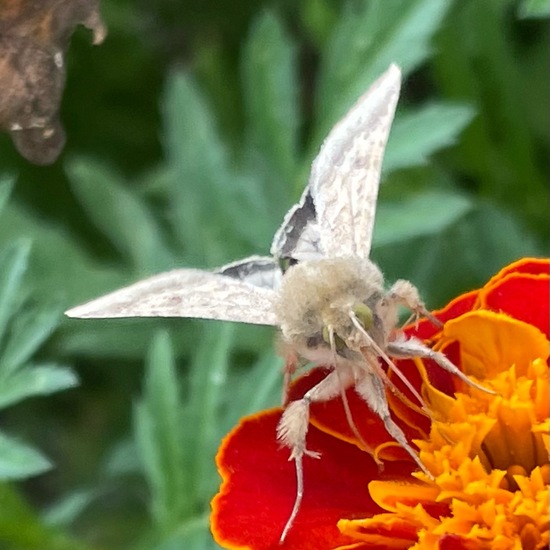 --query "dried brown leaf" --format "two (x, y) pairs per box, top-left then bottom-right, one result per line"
(0, 0), (106, 165)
